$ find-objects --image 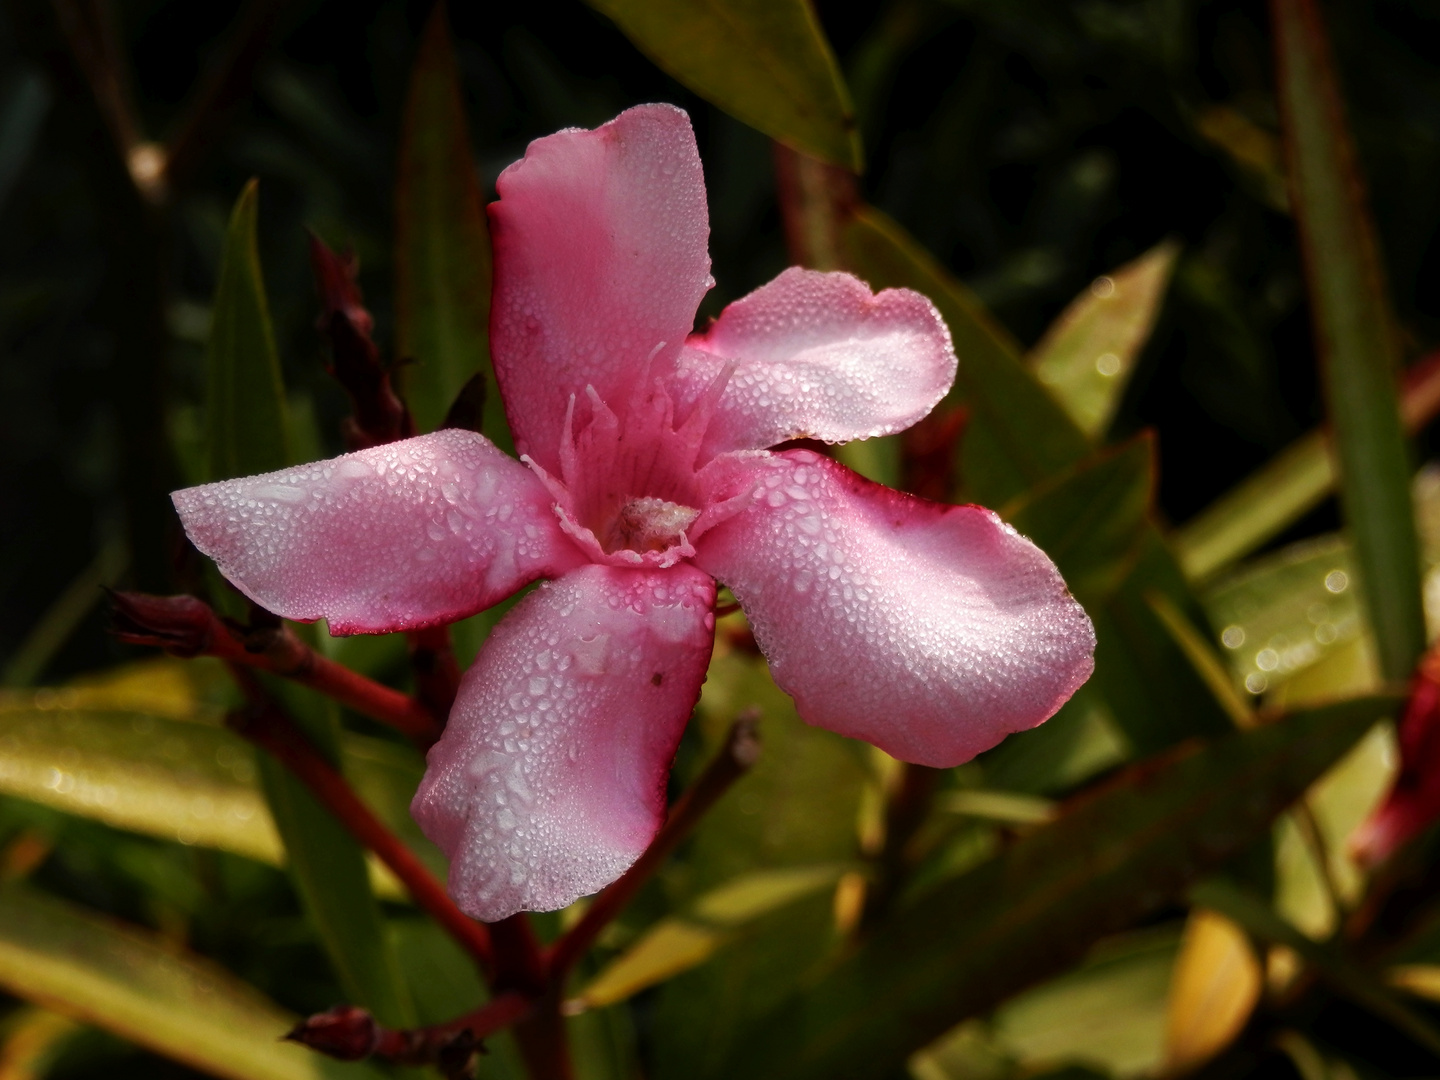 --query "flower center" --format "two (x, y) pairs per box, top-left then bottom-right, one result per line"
(605, 497), (701, 554)
(522, 361), (746, 570)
